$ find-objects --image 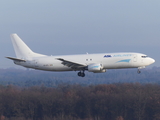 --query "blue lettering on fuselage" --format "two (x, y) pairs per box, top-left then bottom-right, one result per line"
(104, 55), (112, 58)
(113, 54), (132, 57)
(104, 54), (132, 58)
